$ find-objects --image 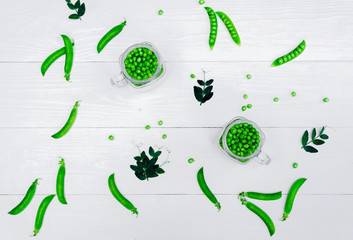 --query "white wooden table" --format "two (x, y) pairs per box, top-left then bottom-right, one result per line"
(1, 0), (353, 239)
